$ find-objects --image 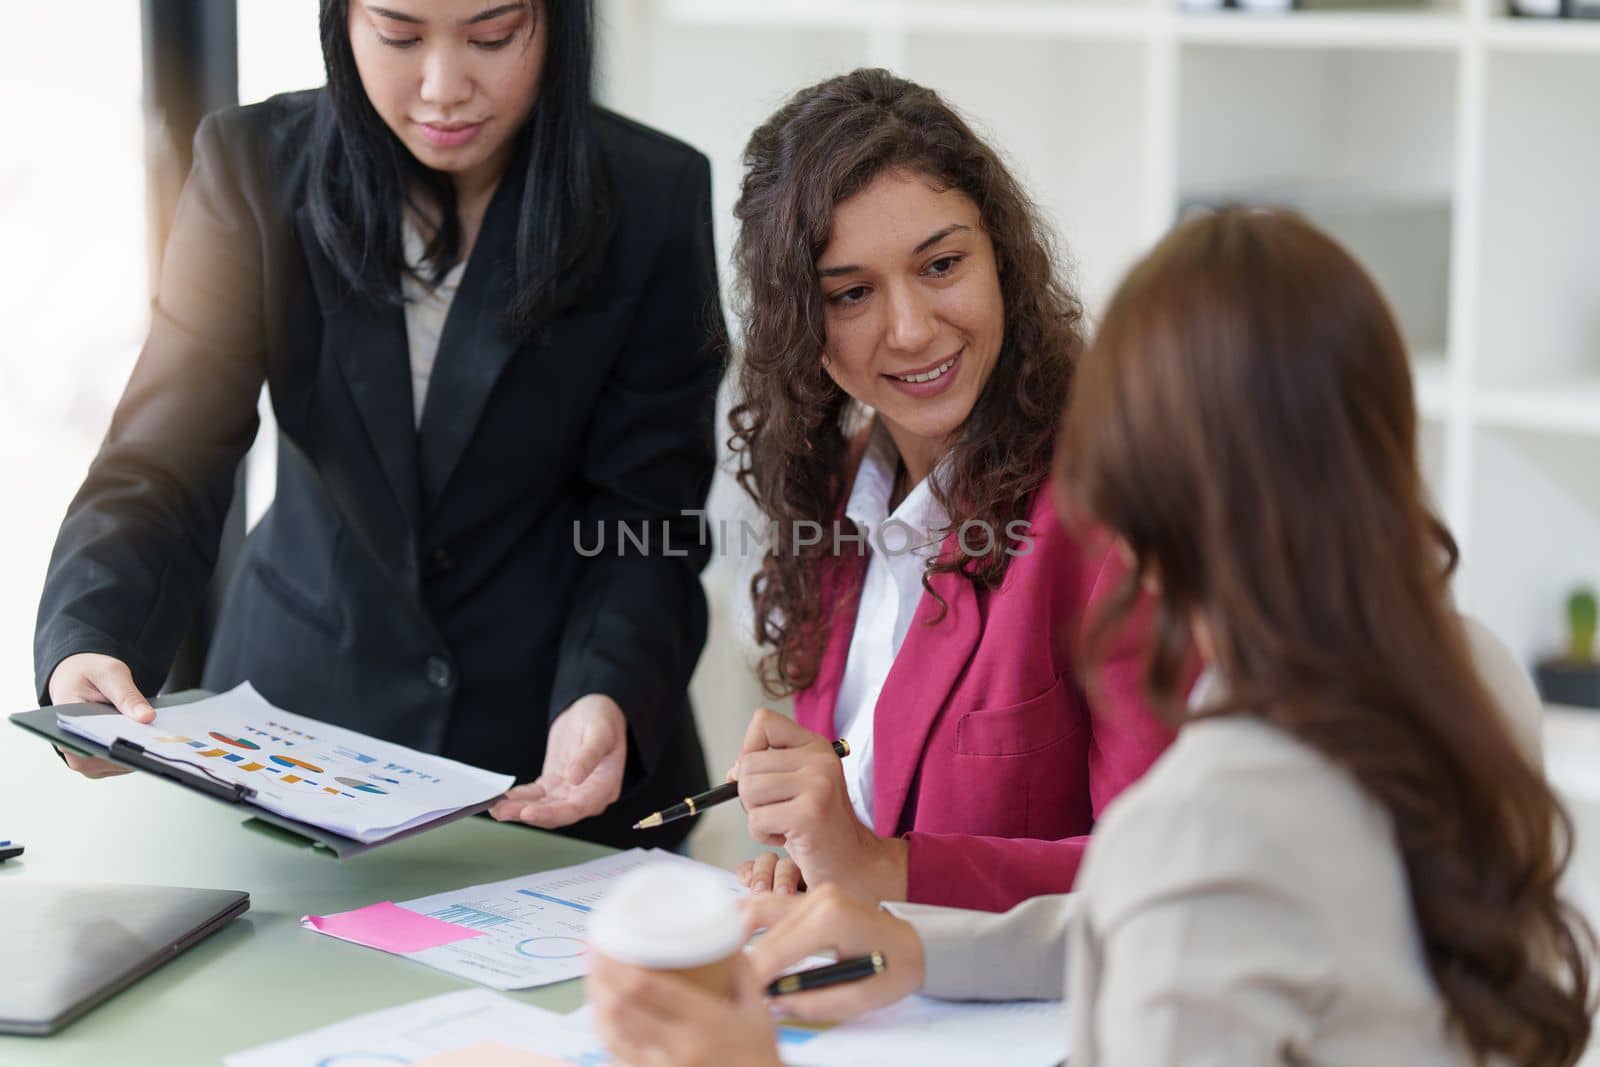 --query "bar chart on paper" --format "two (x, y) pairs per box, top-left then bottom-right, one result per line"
(383, 850), (739, 989)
